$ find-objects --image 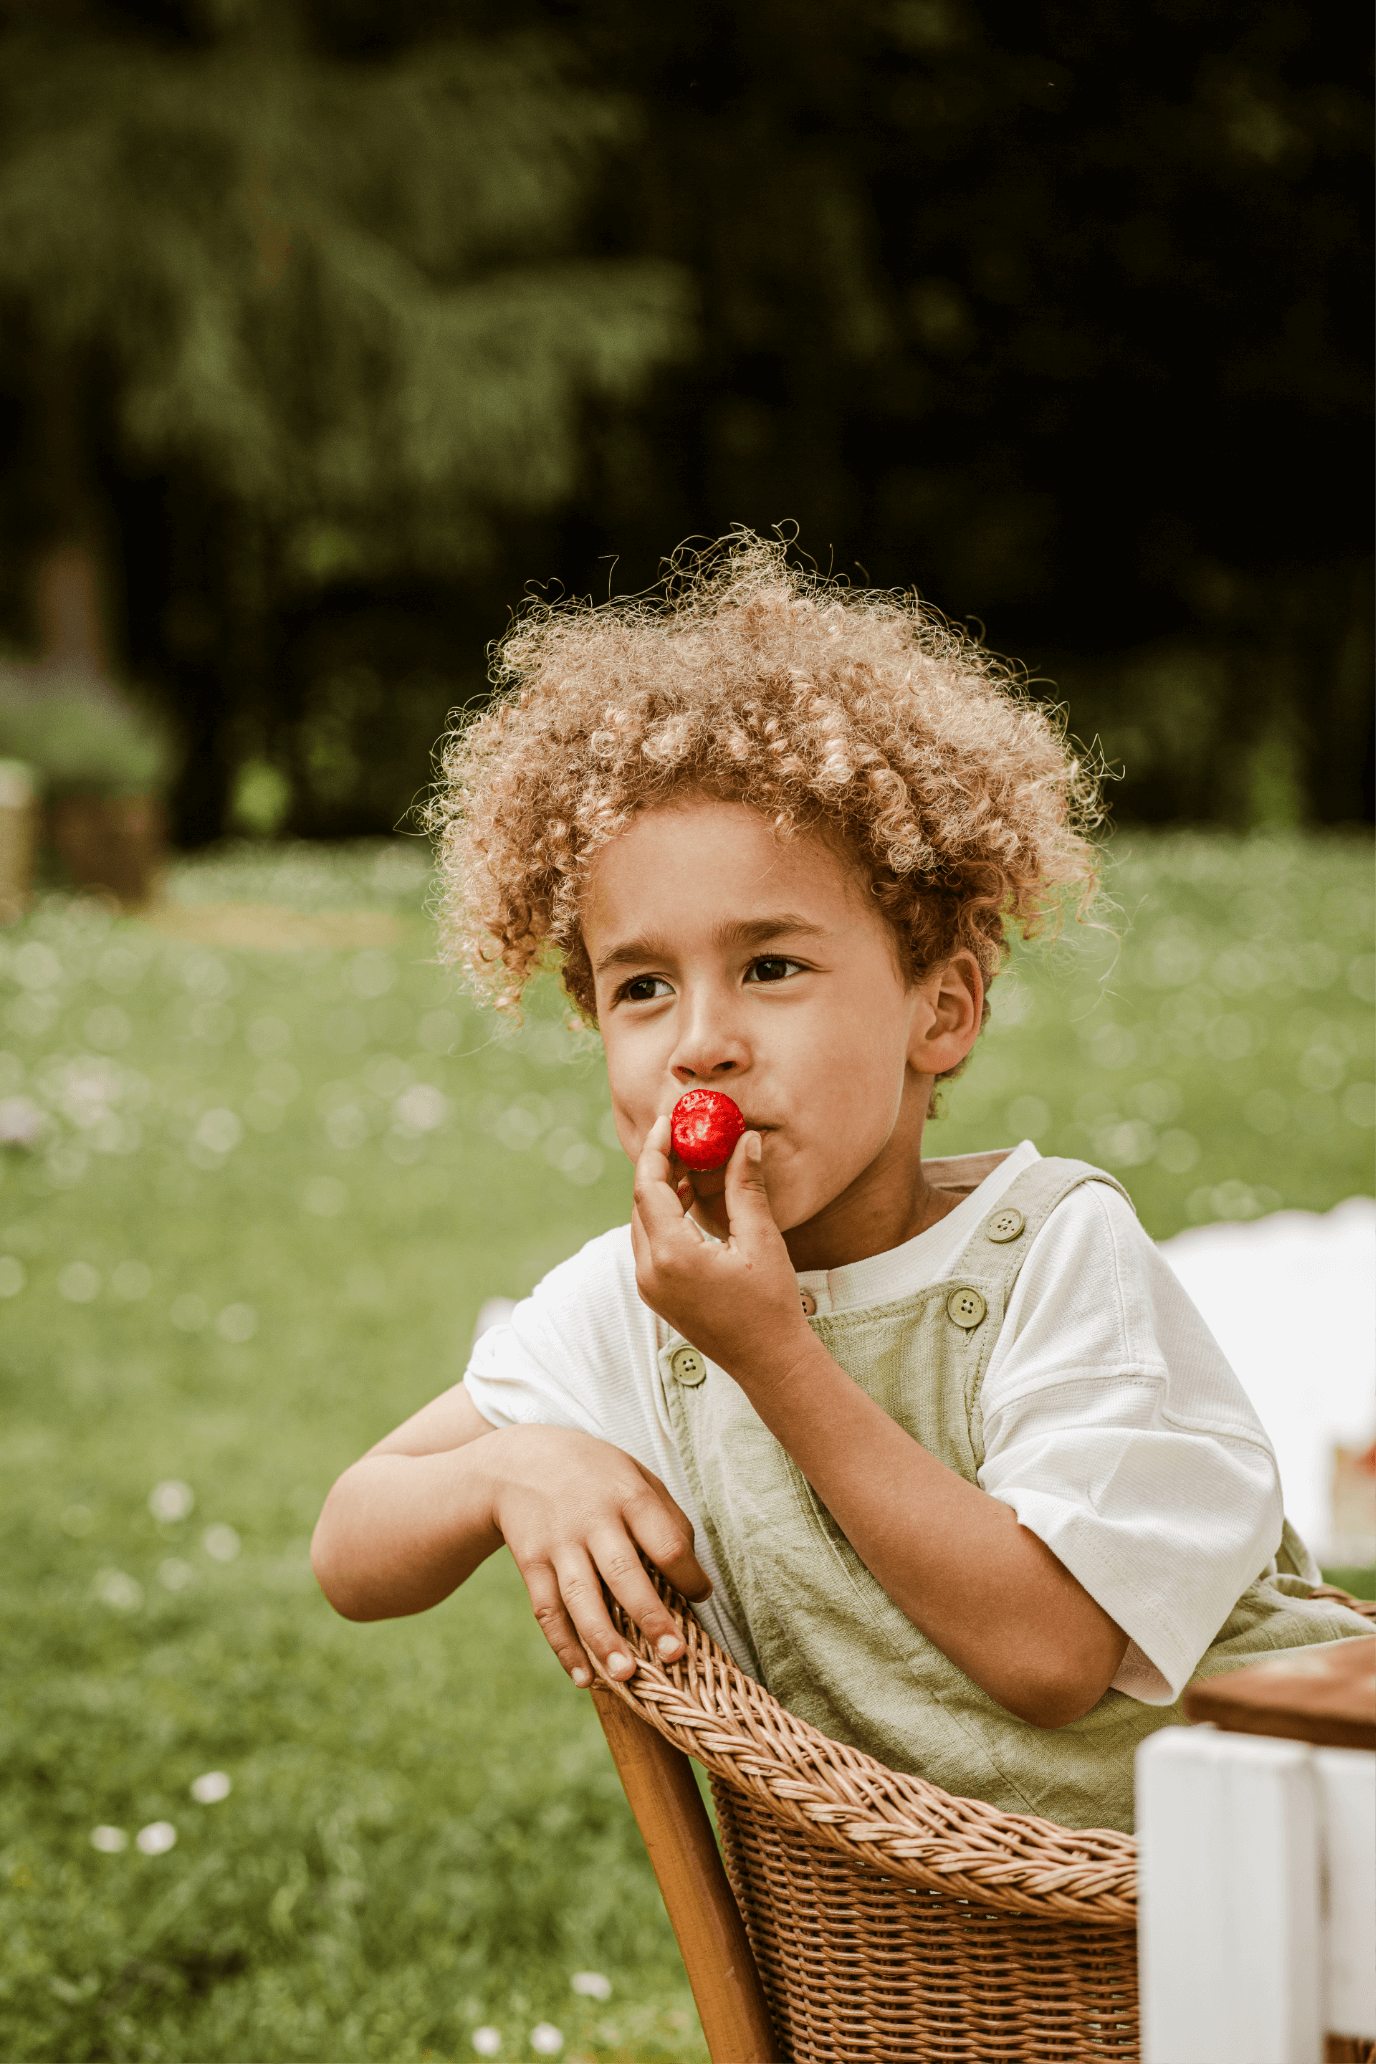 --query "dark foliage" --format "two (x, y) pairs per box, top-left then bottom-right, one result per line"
(0, 0), (1369, 838)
